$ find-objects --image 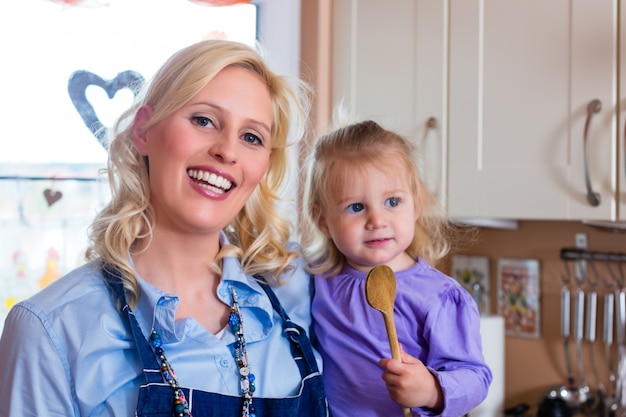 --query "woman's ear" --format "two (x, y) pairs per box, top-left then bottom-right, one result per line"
(133, 105), (153, 155)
